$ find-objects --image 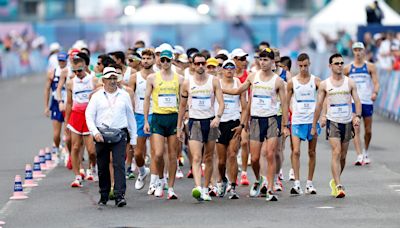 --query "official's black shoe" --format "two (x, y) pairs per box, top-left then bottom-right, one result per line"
(98, 195), (108, 206)
(115, 197), (127, 207)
